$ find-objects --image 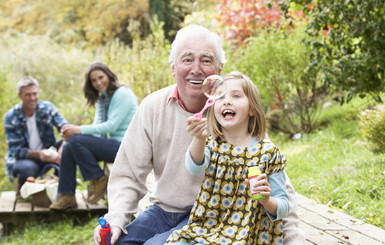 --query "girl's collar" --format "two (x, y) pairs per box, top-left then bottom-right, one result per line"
(249, 137), (258, 147)
(217, 136), (258, 147)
